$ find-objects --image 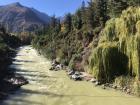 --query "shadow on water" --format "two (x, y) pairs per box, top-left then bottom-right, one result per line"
(12, 88), (135, 99)
(2, 88), (135, 105)
(2, 98), (42, 105)
(17, 72), (67, 79)
(12, 59), (36, 63)
(15, 70), (45, 74)
(16, 72), (50, 78)
(15, 54), (25, 56)
(9, 64), (22, 68)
